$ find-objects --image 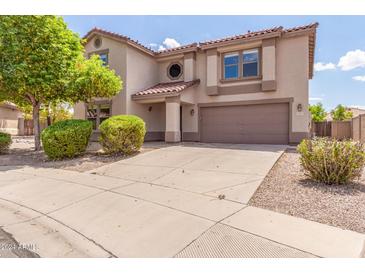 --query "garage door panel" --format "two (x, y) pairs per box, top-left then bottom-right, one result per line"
(200, 103), (289, 144)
